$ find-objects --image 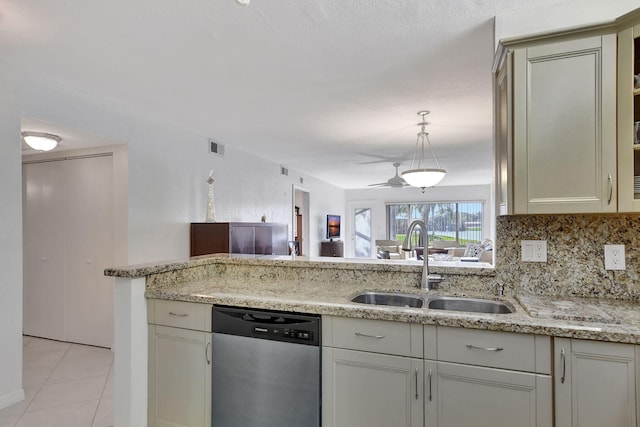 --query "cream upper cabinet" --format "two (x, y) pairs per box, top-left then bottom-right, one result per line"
(554, 338), (637, 427)
(512, 34), (618, 214)
(617, 12), (640, 212)
(494, 50), (514, 215)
